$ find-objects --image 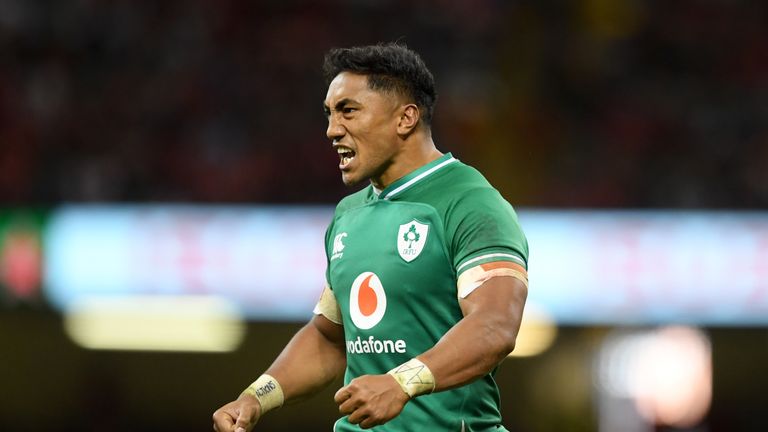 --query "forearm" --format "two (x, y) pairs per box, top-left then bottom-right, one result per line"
(418, 278), (527, 392)
(417, 313), (515, 391)
(262, 317), (347, 404)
